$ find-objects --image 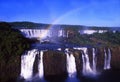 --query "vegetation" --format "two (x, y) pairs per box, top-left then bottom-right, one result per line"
(0, 22), (33, 82)
(91, 31), (120, 46)
(0, 22), (31, 61)
(63, 28), (120, 47)
(7, 22), (112, 30)
(0, 21), (120, 82)
(1, 21), (120, 48)
(9, 21), (50, 29)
